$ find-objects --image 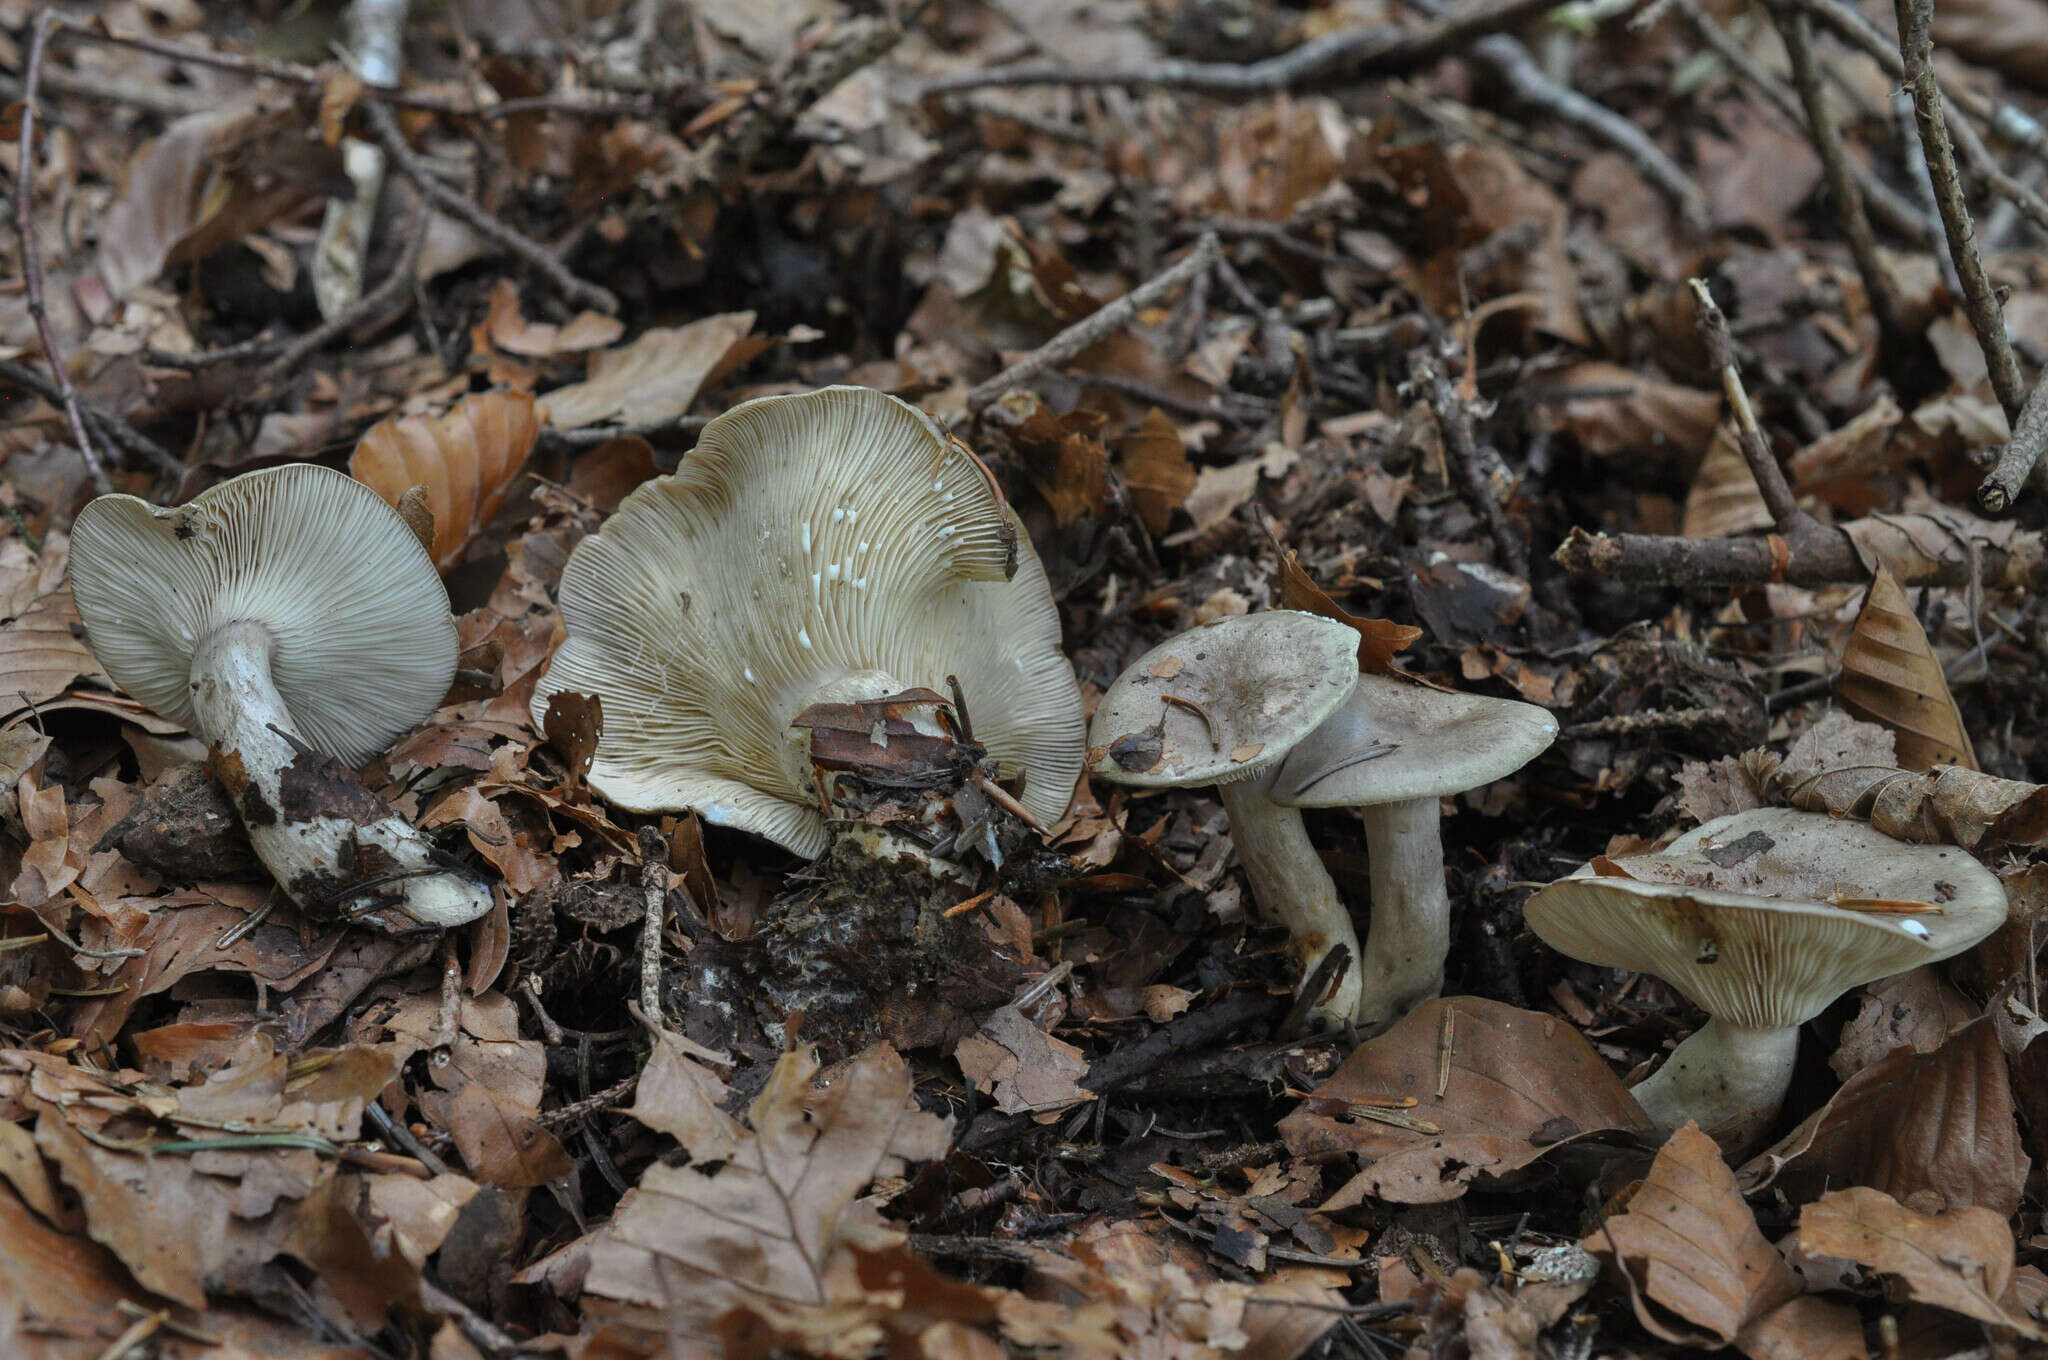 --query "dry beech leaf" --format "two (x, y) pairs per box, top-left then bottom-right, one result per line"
(0, 588), (107, 727)
(476, 278), (623, 357)
(350, 391), (543, 570)
(1742, 1020), (2028, 1219)
(1589, 1122), (1801, 1347)
(1116, 408), (1197, 535)
(1275, 544), (1422, 676)
(1680, 423), (1772, 539)
(94, 99), (318, 301)
(1774, 761), (2048, 849)
(1279, 997), (1654, 1205)
(1798, 1185), (2044, 1337)
(539, 312), (757, 429)
(1834, 563), (1977, 772)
